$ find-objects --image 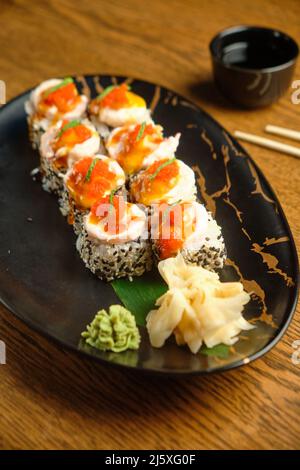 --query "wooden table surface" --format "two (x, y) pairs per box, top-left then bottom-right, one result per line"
(0, 0), (299, 450)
